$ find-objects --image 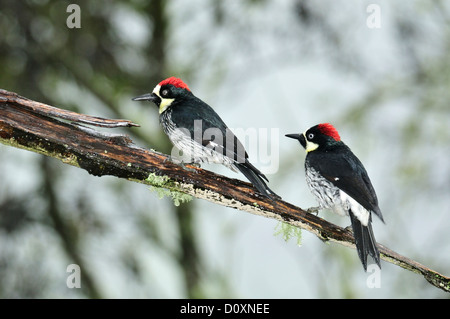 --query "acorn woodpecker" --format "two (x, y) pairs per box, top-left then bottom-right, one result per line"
(286, 123), (384, 270)
(133, 76), (279, 199)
